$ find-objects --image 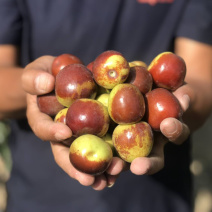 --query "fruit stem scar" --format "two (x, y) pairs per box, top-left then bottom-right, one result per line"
(108, 70), (117, 78)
